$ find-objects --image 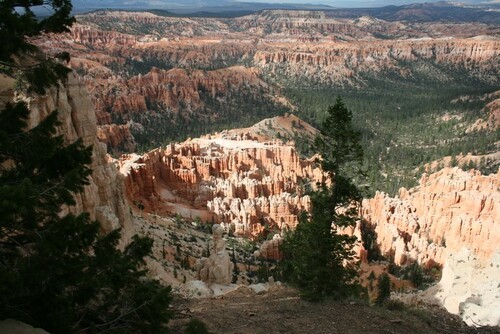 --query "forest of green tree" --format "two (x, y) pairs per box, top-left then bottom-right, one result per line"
(283, 75), (499, 195)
